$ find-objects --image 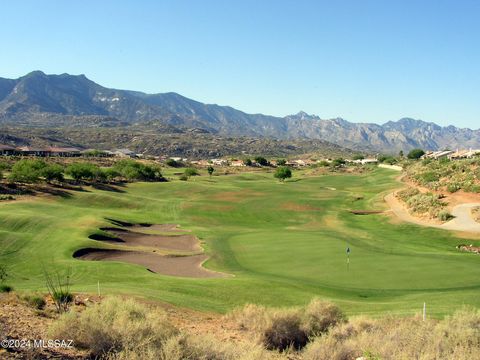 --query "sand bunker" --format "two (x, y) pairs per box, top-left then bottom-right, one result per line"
(99, 228), (201, 252)
(77, 219), (225, 278)
(73, 248), (223, 278)
(349, 210), (384, 215)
